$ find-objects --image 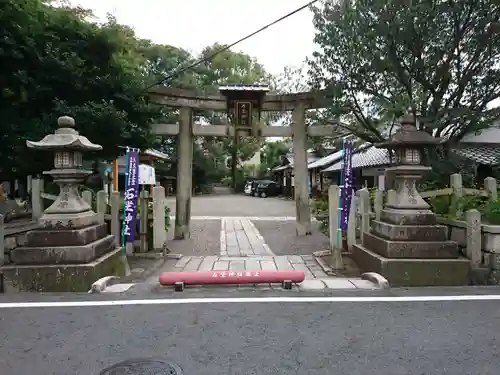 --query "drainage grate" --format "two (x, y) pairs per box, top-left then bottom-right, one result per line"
(97, 358), (182, 375)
